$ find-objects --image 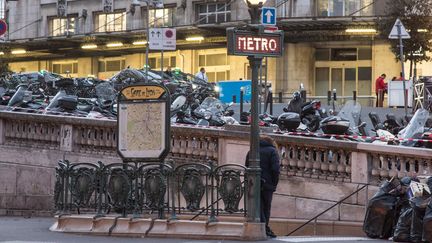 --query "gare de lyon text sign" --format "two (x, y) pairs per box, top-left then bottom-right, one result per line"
(227, 28), (283, 57)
